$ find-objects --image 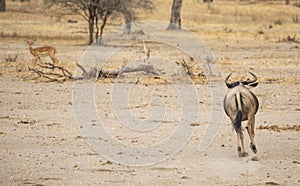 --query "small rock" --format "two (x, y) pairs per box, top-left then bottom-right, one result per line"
(68, 19), (78, 23)
(265, 181), (279, 185)
(101, 160), (113, 165)
(251, 156), (259, 161)
(17, 120), (35, 125)
(131, 139), (138, 143)
(75, 136), (83, 139)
